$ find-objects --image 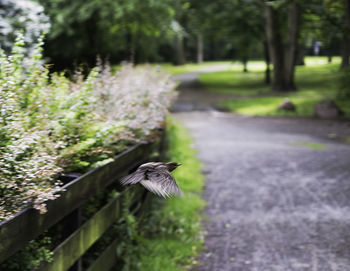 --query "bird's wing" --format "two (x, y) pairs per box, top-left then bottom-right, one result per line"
(140, 169), (181, 198)
(120, 170), (145, 185)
